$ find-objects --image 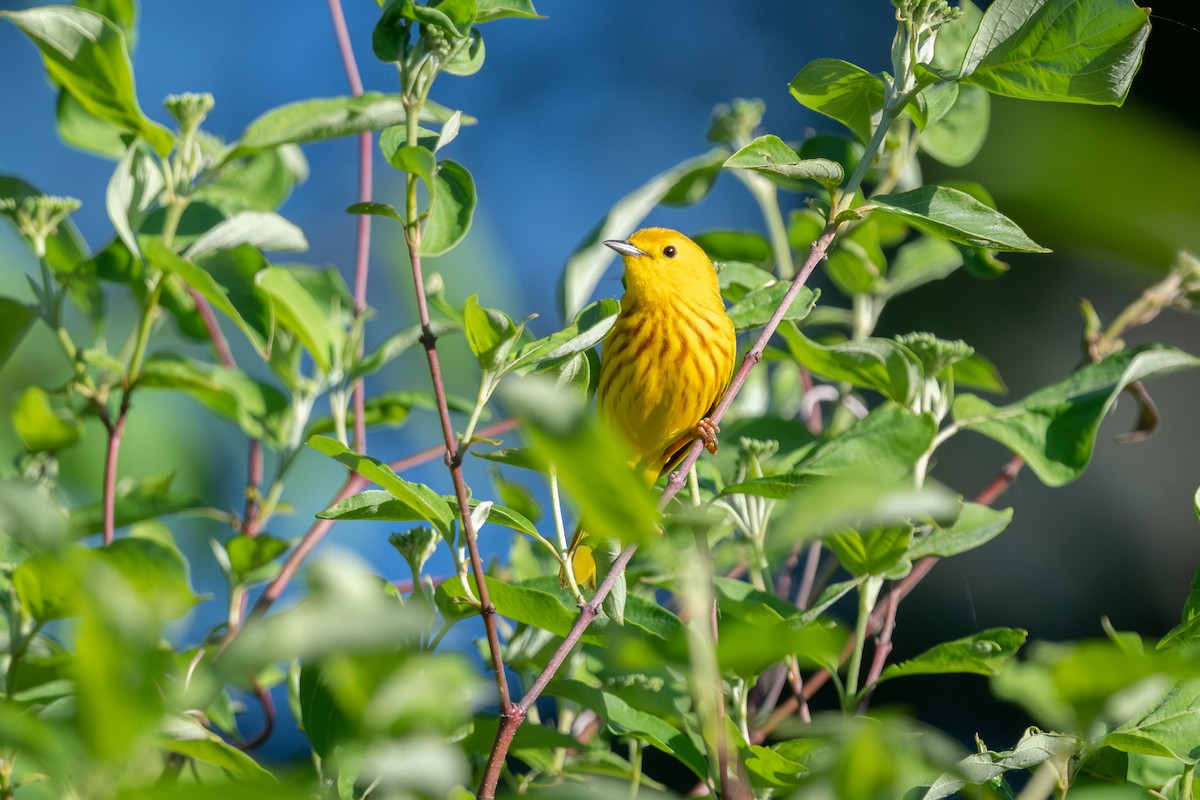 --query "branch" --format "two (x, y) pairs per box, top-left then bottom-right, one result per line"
(327, 0), (372, 453)
(405, 234), (512, 711)
(187, 287), (266, 538)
